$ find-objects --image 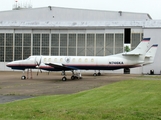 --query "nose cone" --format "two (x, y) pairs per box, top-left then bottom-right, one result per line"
(6, 61), (20, 68)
